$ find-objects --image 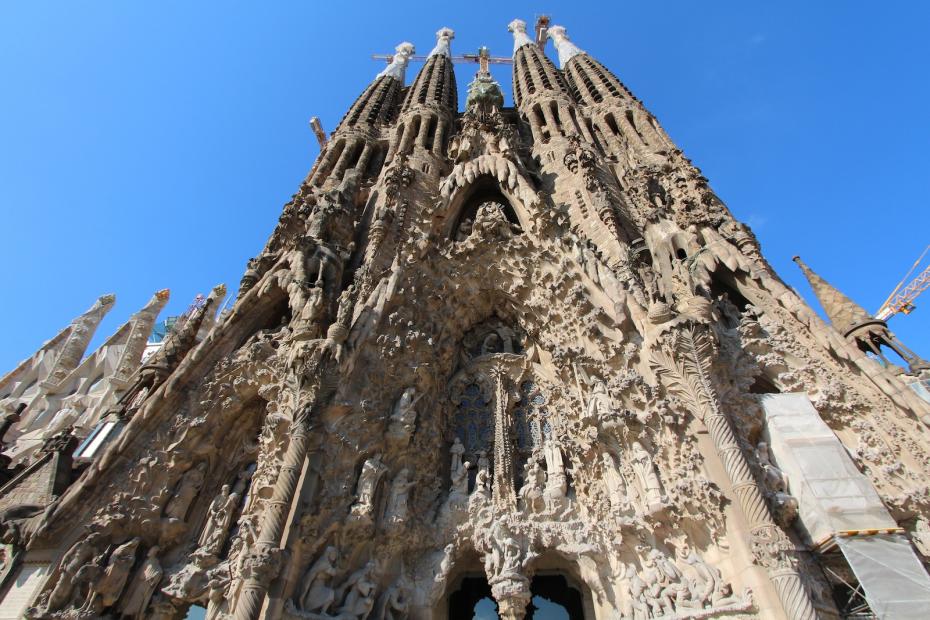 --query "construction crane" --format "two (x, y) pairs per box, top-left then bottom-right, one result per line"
(875, 245), (930, 320)
(371, 15), (552, 70)
(371, 46), (512, 72)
